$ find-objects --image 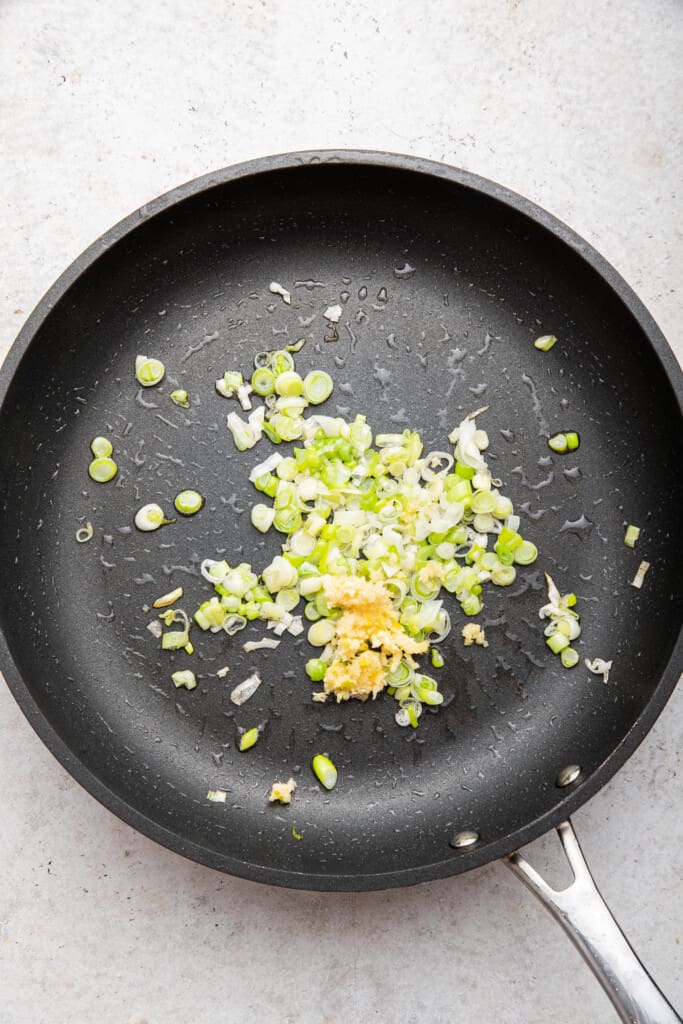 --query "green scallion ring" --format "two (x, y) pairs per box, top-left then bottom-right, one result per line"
(269, 350), (295, 375)
(169, 389), (190, 408)
(174, 490), (204, 516)
(251, 368), (276, 396)
(135, 355), (165, 387)
(274, 371), (304, 397)
(88, 457), (118, 483)
(90, 436), (113, 458)
(303, 370), (333, 405)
